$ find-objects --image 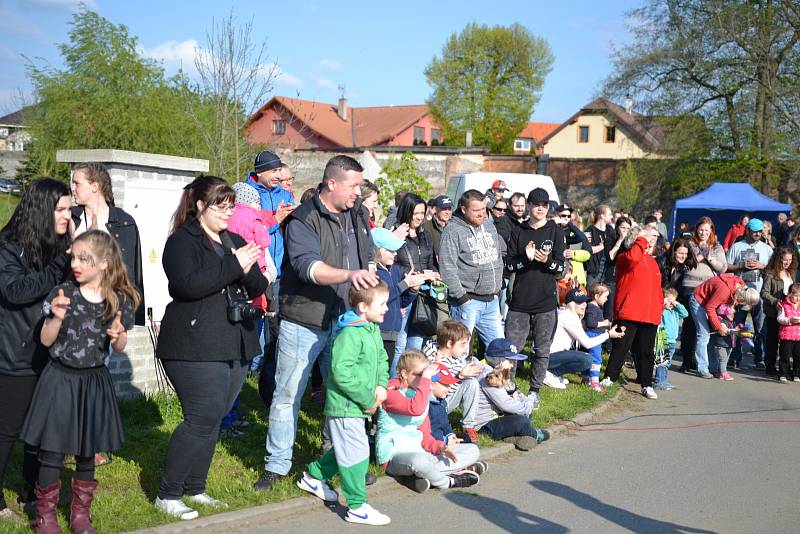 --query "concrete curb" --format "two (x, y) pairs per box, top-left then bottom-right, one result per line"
(128, 388), (624, 533)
